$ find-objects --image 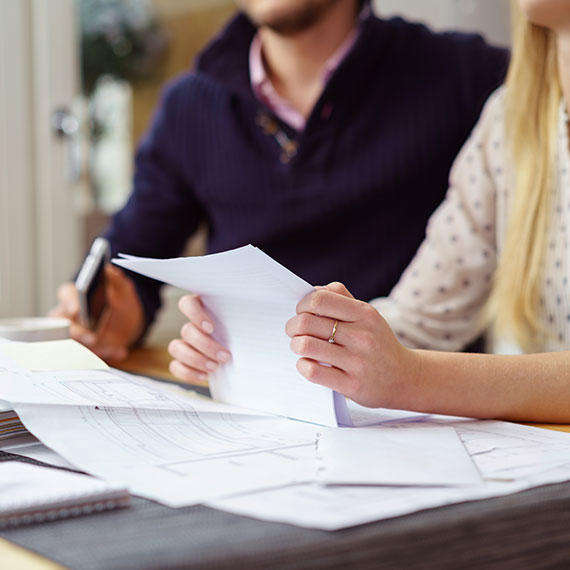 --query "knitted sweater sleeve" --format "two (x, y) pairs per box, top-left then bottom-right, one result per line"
(103, 78), (204, 331)
(370, 89), (504, 351)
